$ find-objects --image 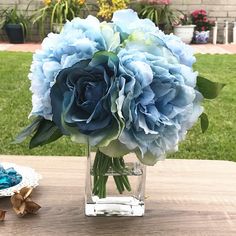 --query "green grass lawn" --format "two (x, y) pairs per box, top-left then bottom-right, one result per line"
(0, 52), (235, 161)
